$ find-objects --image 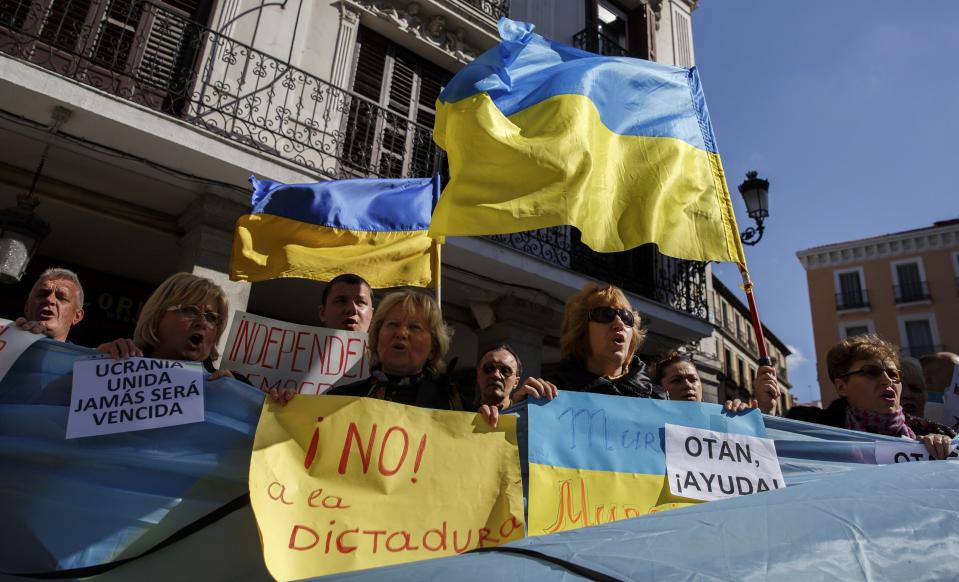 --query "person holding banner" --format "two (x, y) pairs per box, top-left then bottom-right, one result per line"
(652, 351), (755, 413)
(15, 268), (85, 342)
(545, 283), (665, 399)
(96, 273), (239, 380)
(326, 290), (464, 410)
(475, 344), (557, 427)
(765, 335), (955, 458)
